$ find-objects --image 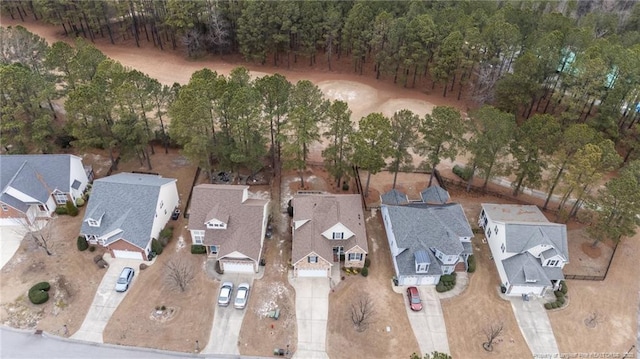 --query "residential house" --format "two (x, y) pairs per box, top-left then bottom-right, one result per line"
(0, 154), (91, 226)
(80, 173), (178, 260)
(188, 184), (269, 273)
(291, 194), (368, 278)
(381, 190), (474, 285)
(479, 204), (569, 297)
